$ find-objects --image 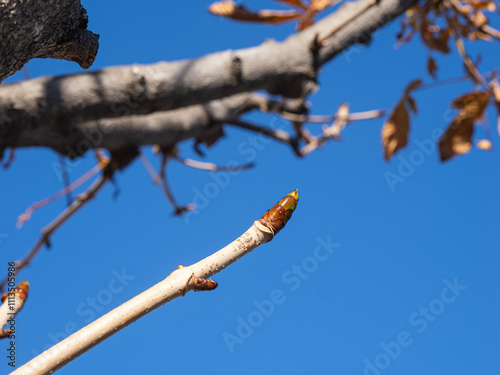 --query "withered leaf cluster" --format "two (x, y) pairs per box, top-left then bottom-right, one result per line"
(382, 0), (500, 162)
(209, 0), (334, 30)
(383, 83), (498, 162)
(397, 0), (499, 78)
